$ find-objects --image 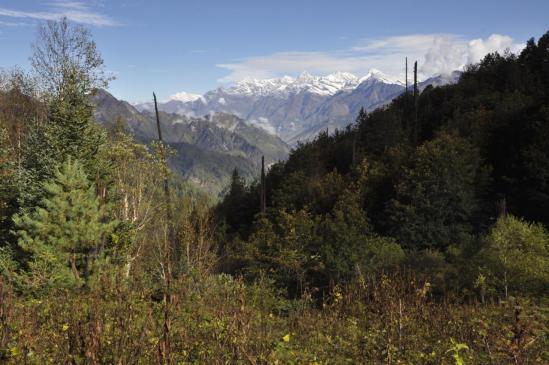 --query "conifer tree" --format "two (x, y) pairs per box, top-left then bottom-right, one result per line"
(13, 158), (114, 290)
(18, 70), (107, 209)
(356, 107), (368, 125)
(47, 71), (104, 167)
